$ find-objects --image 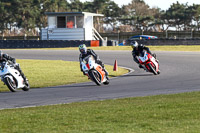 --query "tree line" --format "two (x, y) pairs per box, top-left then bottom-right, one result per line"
(0, 0), (200, 36)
